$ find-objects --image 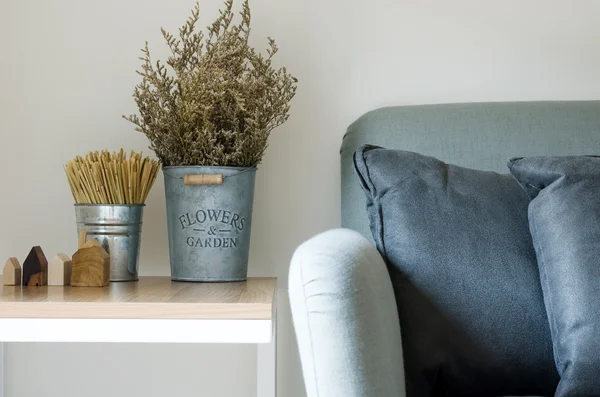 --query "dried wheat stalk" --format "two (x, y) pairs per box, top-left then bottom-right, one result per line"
(65, 150), (159, 205)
